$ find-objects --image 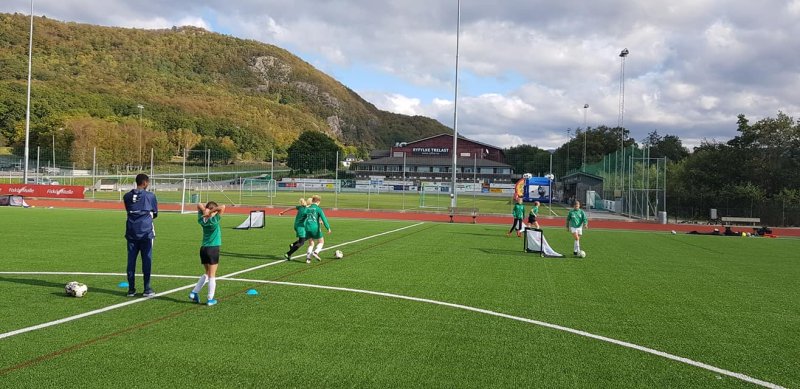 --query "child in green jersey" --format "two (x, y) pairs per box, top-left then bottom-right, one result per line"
(527, 200), (541, 229)
(507, 198), (525, 237)
(190, 201), (225, 306)
(304, 195), (331, 263)
(279, 198), (310, 260)
(566, 200), (588, 256)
